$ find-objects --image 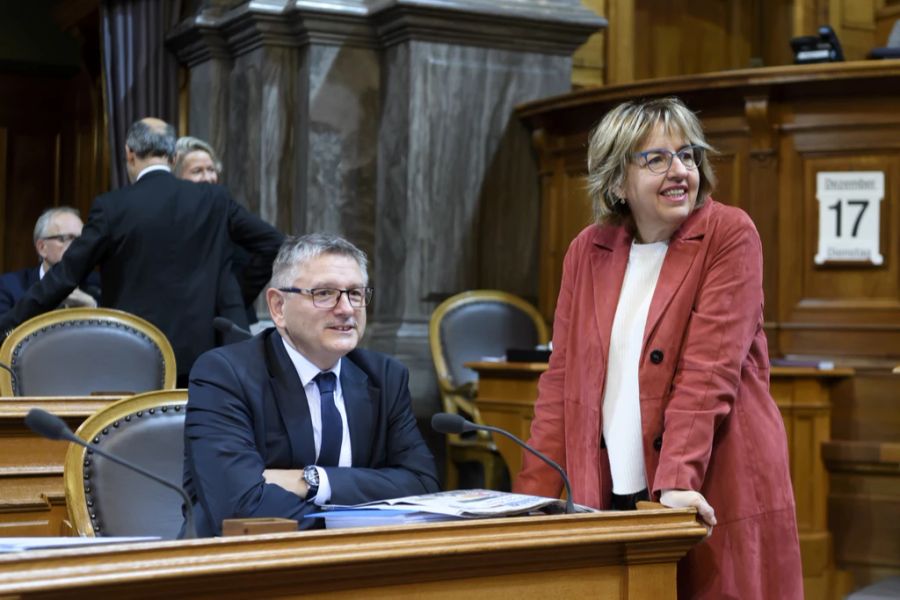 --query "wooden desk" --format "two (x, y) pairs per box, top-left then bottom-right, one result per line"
(467, 361), (853, 599)
(467, 361), (547, 481)
(0, 509), (706, 599)
(0, 396), (122, 536)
